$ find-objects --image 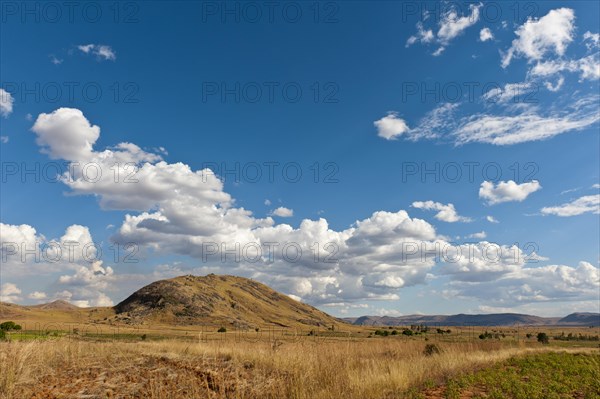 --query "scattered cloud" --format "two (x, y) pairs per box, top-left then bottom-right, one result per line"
(541, 194), (600, 217)
(1, 222), (116, 306)
(0, 283), (22, 303)
(0, 88), (14, 117)
(486, 216), (499, 223)
(374, 112), (410, 140)
(479, 27), (493, 42)
(479, 180), (542, 205)
(405, 22), (434, 47)
(436, 3), (482, 48)
(453, 96), (600, 145)
(28, 291), (47, 300)
(401, 103), (459, 142)
(0, 136), (8, 144)
(466, 231), (487, 239)
(502, 8), (575, 68)
(14, 107), (599, 309)
(583, 31), (600, 51)
(482, 82), (534, 104)
(49, 54), (63, 65)
(377, 95), (600, 146)
(560, 187), (581, 195)
(264, 199), (272, 206)
(407, 3), (482, 55)
(448, 261), (599, 306)
(271, 207), (294, 218)
(529, 53), (600, 81)
(77, 44), (116, 61)
(411, 201), (472, 223)
(544, 76), (565, 92)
